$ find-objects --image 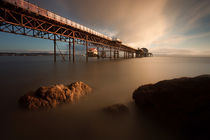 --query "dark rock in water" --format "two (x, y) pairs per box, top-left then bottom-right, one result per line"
(19, 81), (92, 110)
(103, 104), (129, 115)
(133, 75), (210, 113)
(133, 75), (210, 139)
